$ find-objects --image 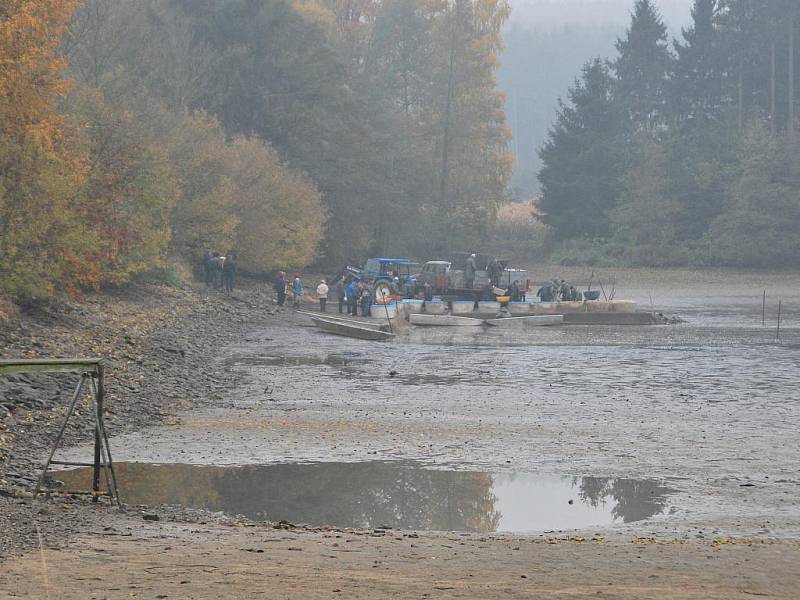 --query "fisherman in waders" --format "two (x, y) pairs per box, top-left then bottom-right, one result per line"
(336, 279), (346, 313)
(465, 253), (477, 289)
(316, 279), (329, 312)
(559, 279), (571, 301)
(487, 257), (502, 287)
(537, 281), (554, 302)
(274, 271), (287, 306)
(347, 279), (359, 316)
(510, 279), (521, 302)
(361, 282), (373, 317)
(423, 281), (433, 302)
(222, 252), (236, 293)
(202, 250), (213, 287)
(210, 252), (222, 288)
